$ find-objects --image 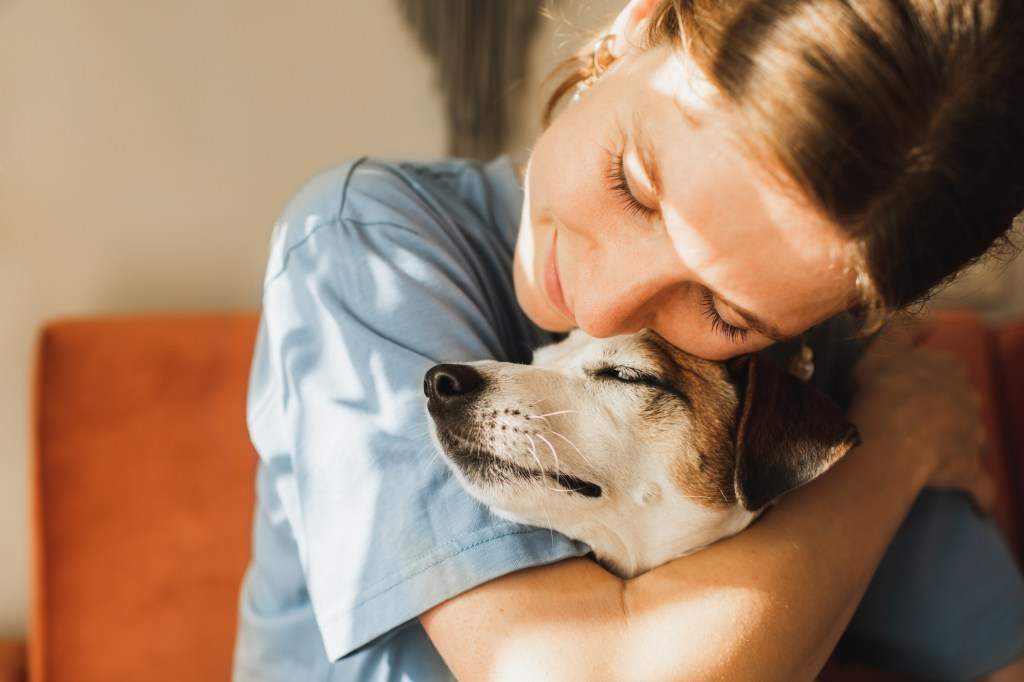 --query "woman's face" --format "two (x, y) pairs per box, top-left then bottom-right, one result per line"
(514, 44), (858, 361)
